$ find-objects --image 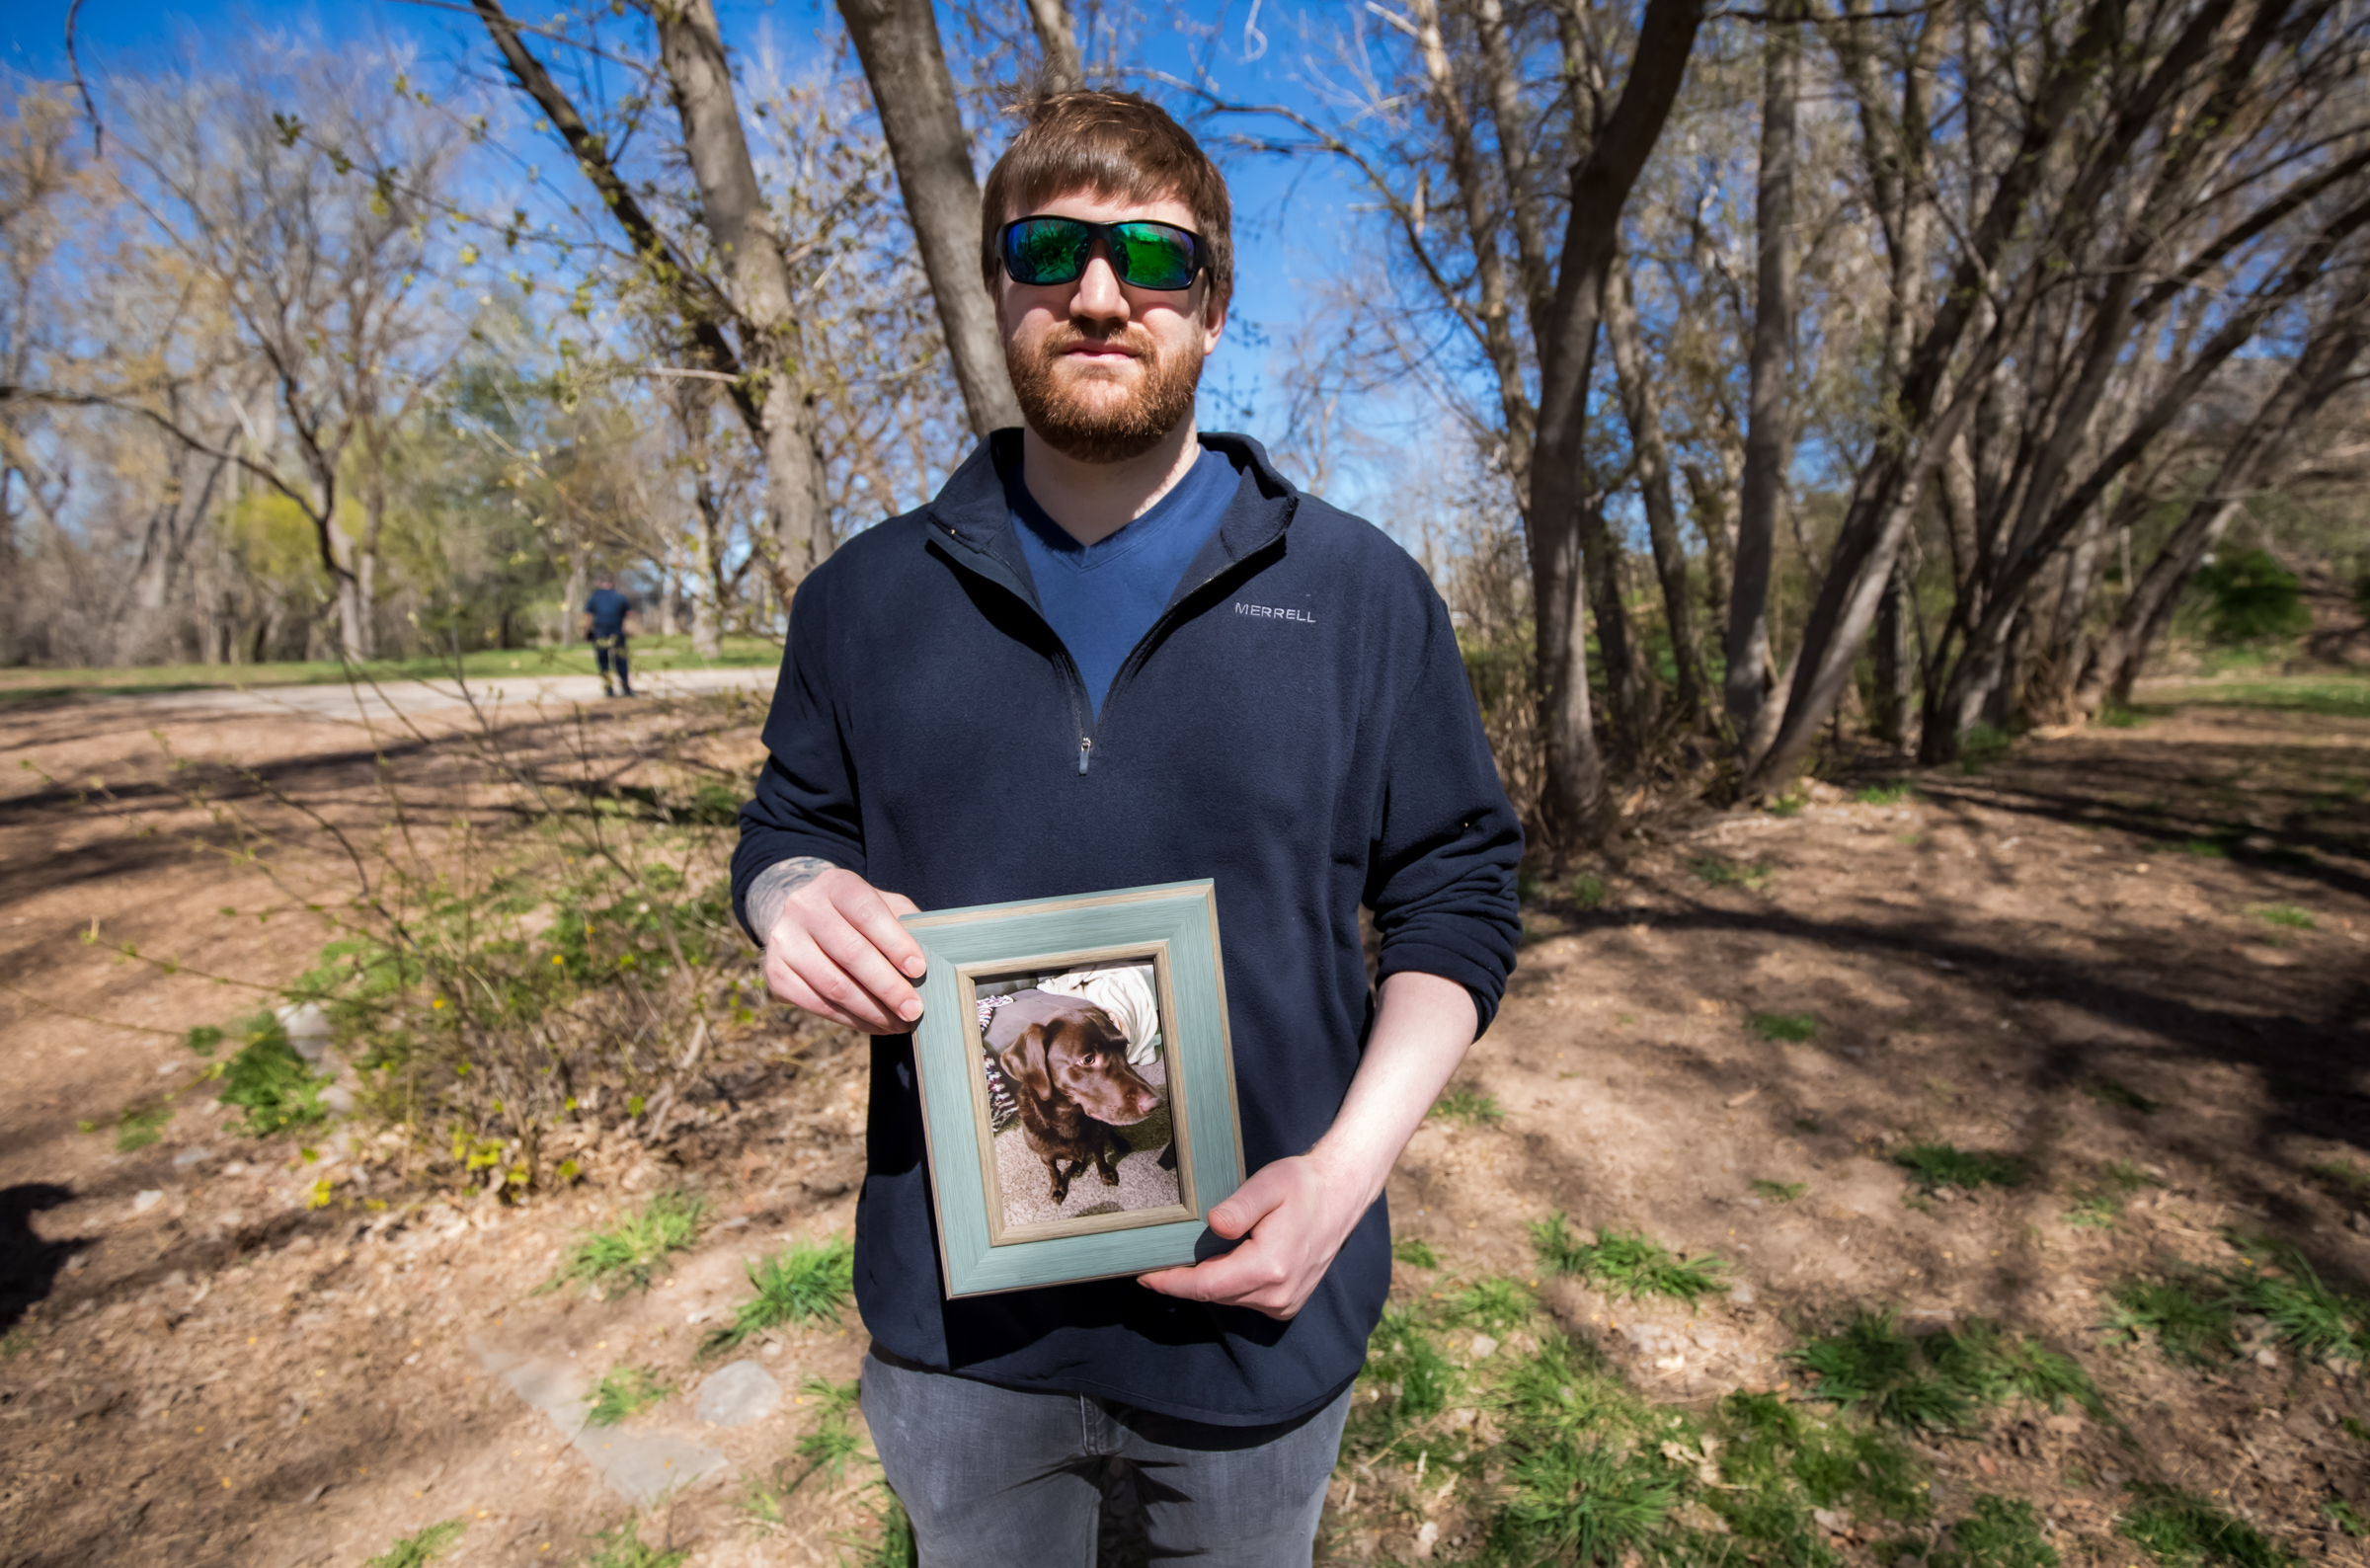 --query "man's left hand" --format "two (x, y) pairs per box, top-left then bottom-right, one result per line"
(1137, 1147), (1370, 1320)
